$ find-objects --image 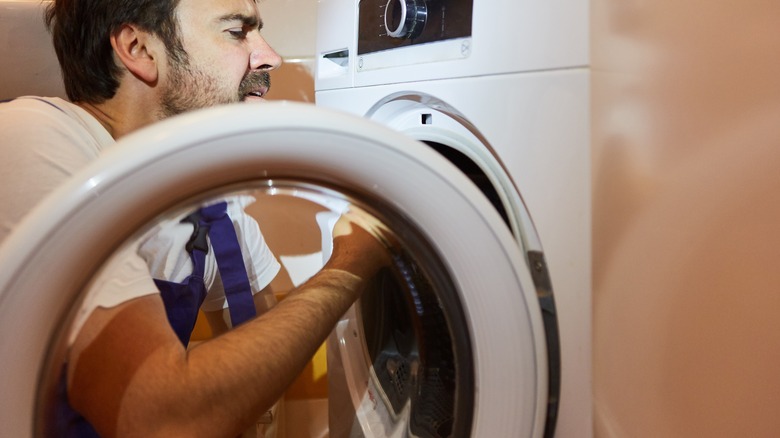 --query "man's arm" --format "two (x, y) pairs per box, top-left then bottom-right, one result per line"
(68, 217), (388, 438)
(201, 285), (277, 337)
